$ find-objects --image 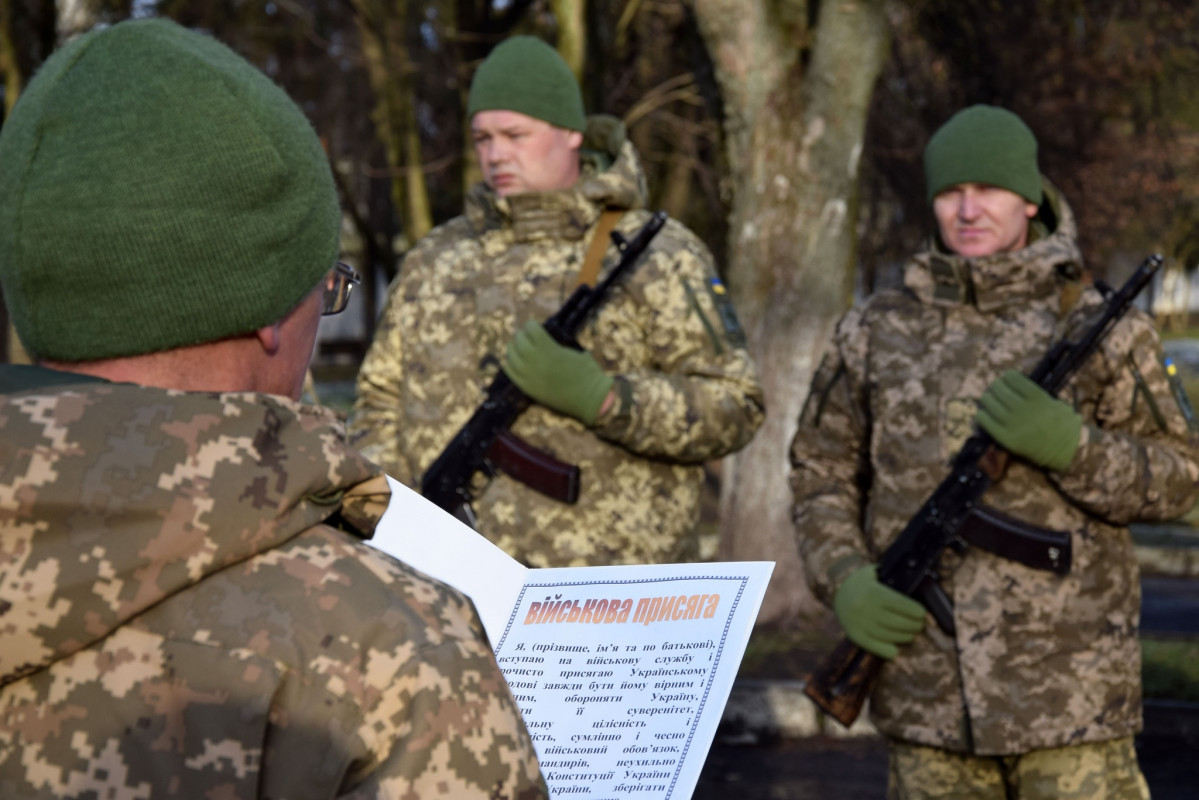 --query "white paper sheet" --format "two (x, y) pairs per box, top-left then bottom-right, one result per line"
(369, 476), (774, 799)
(372, 477), (527, 638)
